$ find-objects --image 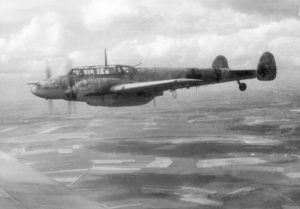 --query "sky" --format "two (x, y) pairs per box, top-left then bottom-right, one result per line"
(0, 0), (300, 102)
